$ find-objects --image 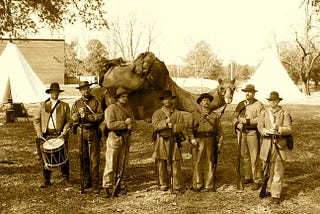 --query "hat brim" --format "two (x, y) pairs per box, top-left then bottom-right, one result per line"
(159, 96), (176, 100)
(267, 98), (283, 101)
(197, 96), (213, 104)
(241, 89), (258, 92)
(45, 89), (64, 94)
(114, 92), (129, 99)
(76, 83), (93, 89)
